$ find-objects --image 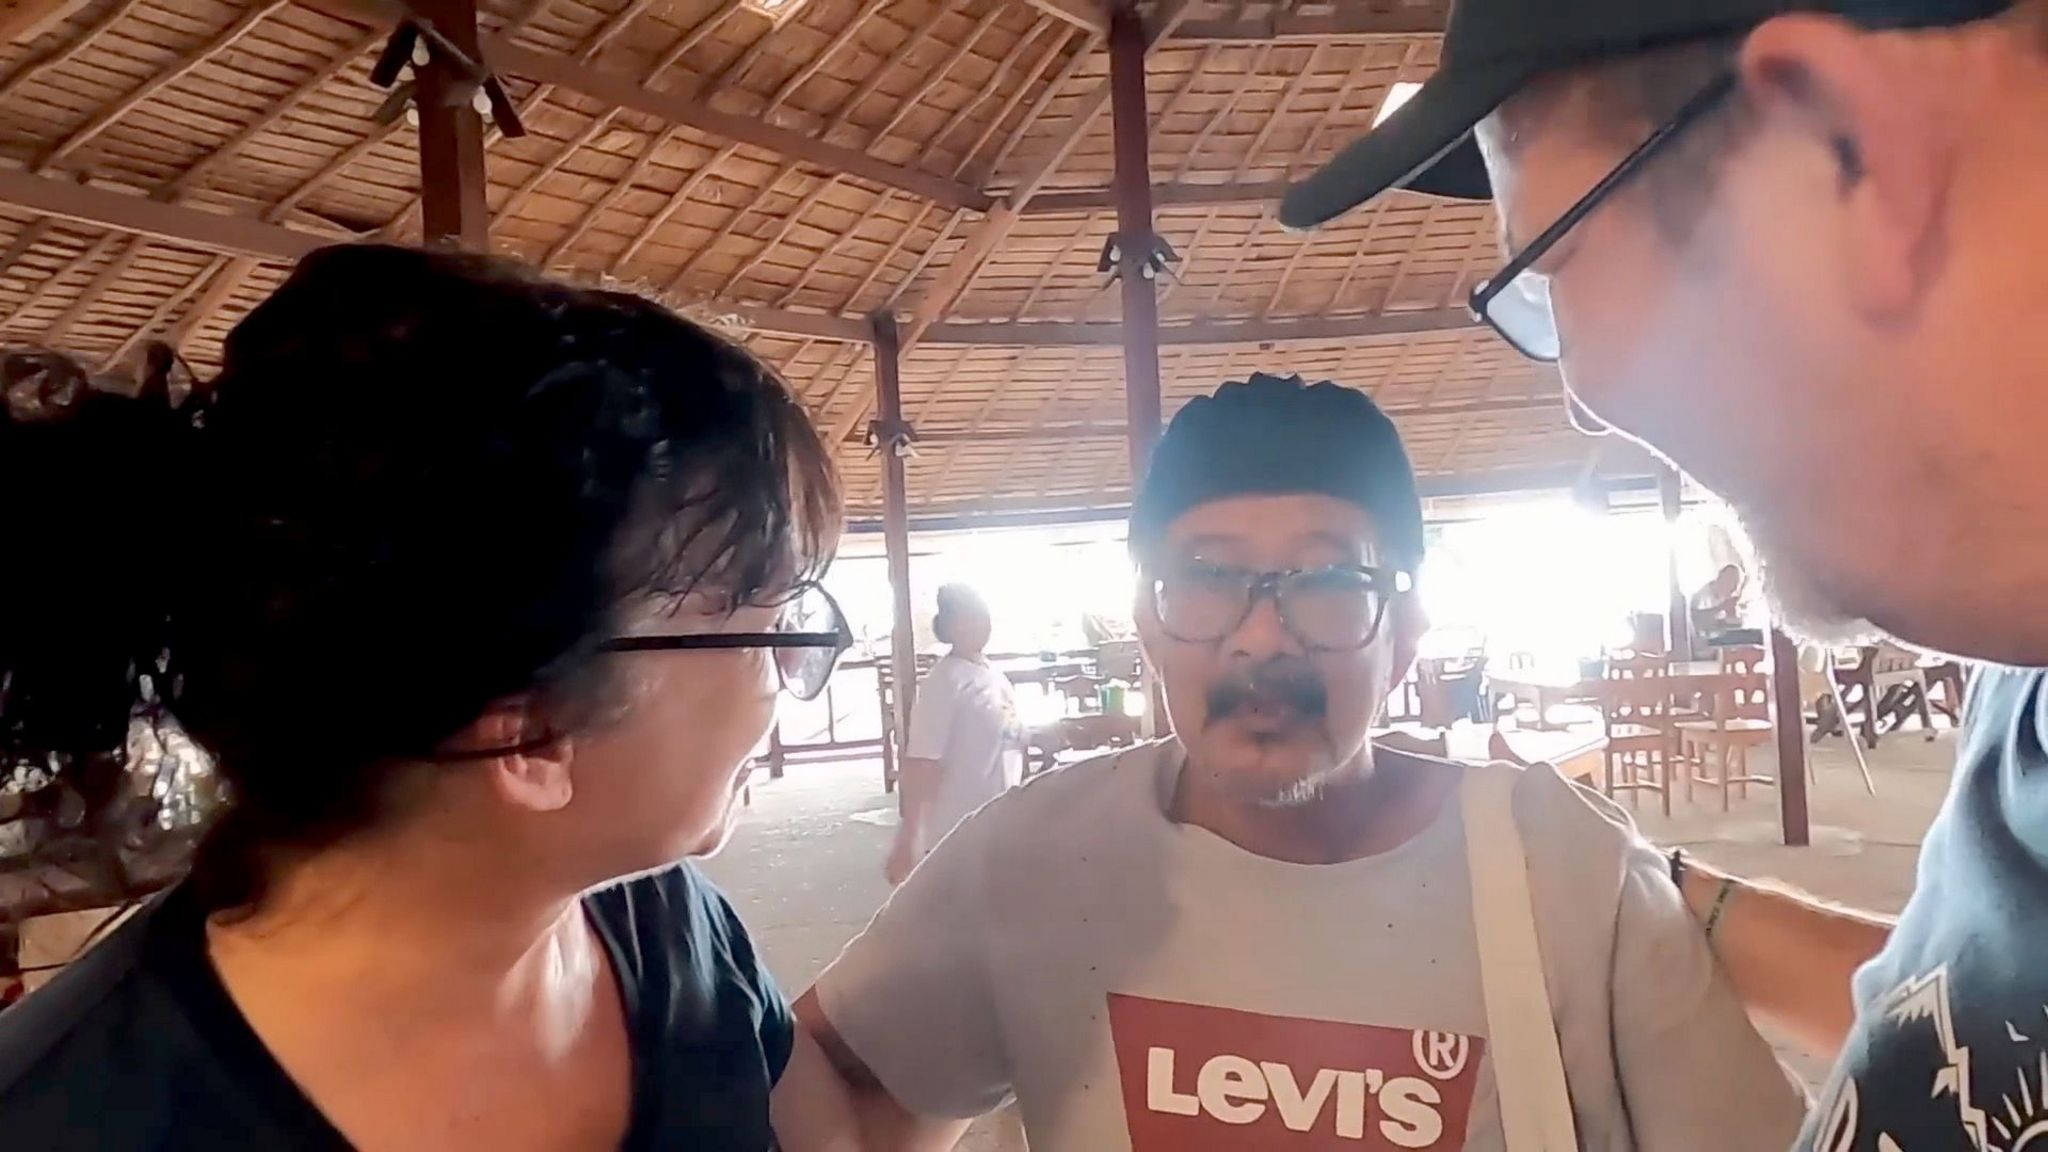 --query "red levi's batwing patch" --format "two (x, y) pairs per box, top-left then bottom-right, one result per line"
(1108, 993), (1485, 1150)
